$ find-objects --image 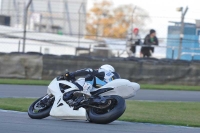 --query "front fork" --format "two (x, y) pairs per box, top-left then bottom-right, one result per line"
(40, 94), (54, 107)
